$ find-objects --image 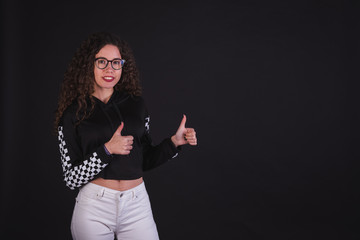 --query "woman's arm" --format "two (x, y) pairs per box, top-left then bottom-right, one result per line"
(57, 114), (113, 190)
(141, 114), (197, 171)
